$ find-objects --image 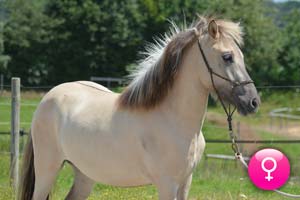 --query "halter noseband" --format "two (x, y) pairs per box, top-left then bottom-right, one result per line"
(197, 39), (254, 154)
